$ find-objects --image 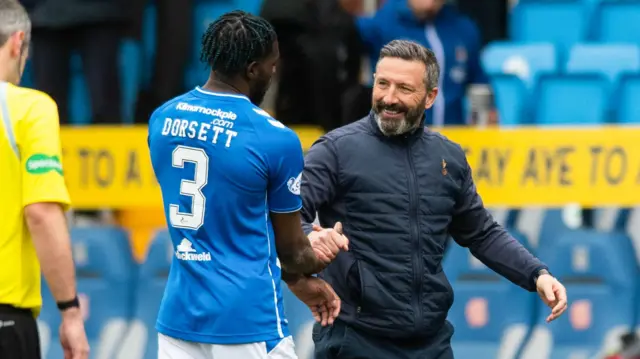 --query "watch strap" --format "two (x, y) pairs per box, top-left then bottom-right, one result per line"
(56, 295), (80, 311)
